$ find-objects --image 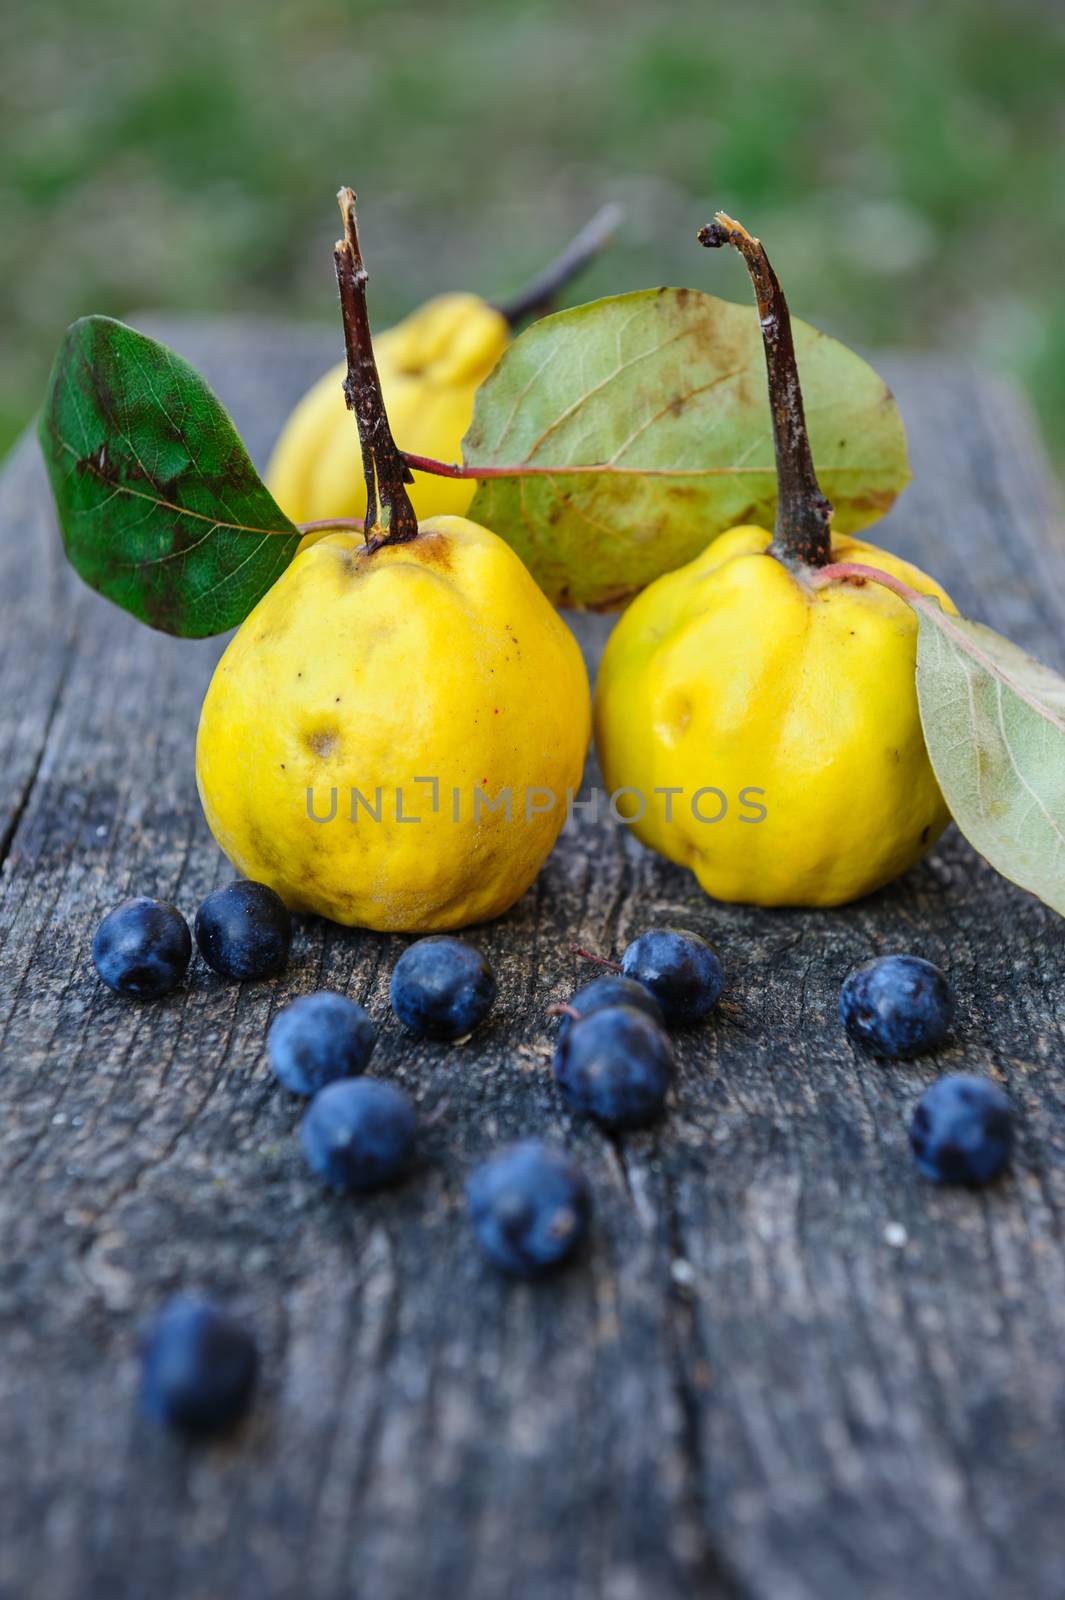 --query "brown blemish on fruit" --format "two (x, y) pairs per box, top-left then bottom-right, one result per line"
(246, 821), (282, 875)
(306, 728), (339, 758)
(411, 531), (452, 571)
(336, 545), (368, 580)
